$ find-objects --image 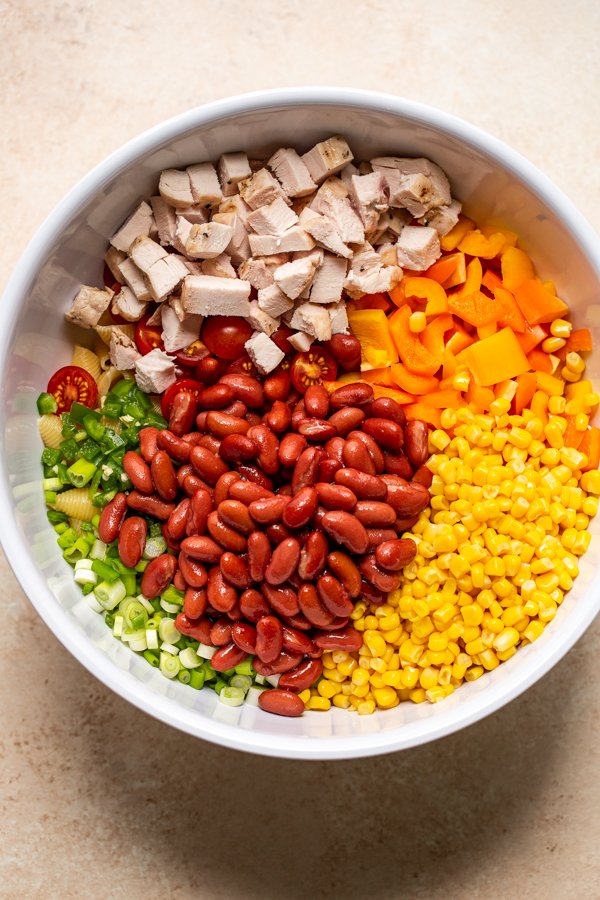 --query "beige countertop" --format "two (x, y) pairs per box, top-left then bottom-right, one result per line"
(1, 2), (600, 897)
